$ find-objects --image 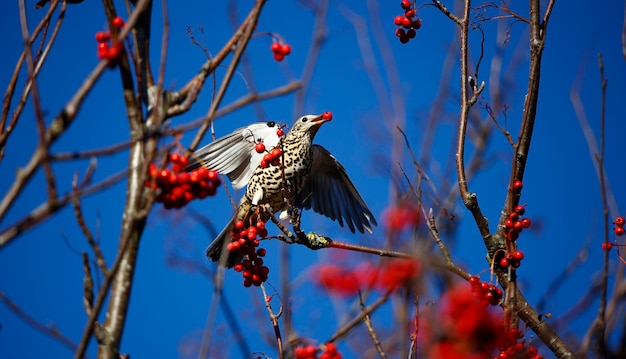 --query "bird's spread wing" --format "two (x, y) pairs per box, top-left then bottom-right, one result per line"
(186, 122), (281, 189)
(297, 145), (377, 233)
